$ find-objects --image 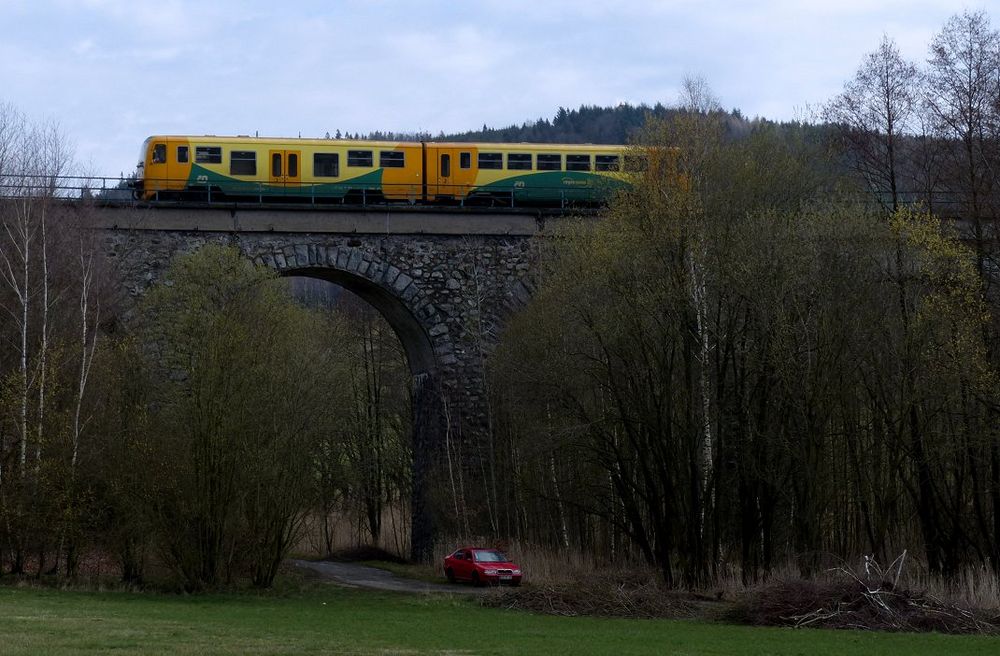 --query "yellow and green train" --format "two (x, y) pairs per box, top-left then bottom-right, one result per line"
(135, 136), (632, 206)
